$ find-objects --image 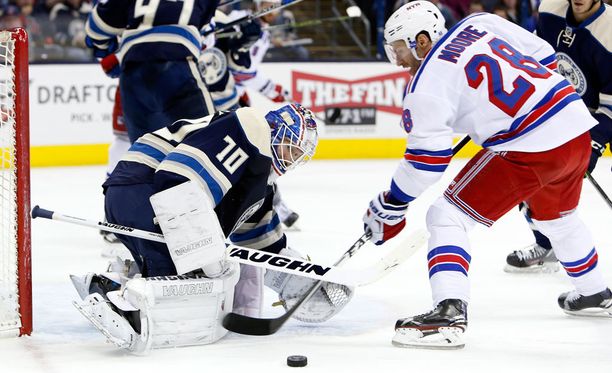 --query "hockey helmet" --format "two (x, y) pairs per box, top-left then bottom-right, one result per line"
(384, 1), (447, 63)
(265, 103), (318, 175)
